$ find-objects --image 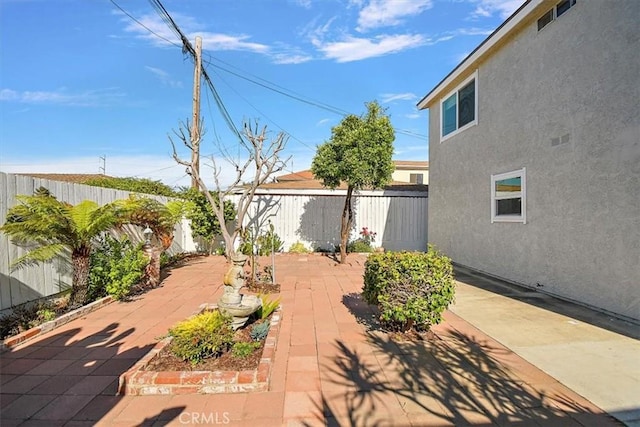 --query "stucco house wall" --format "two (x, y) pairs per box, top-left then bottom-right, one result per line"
(423, 0), (639, 320)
